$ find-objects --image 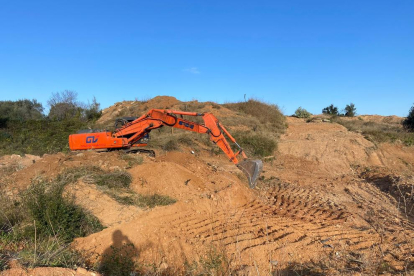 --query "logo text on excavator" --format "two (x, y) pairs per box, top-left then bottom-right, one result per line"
(86, 136), (98, 143)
